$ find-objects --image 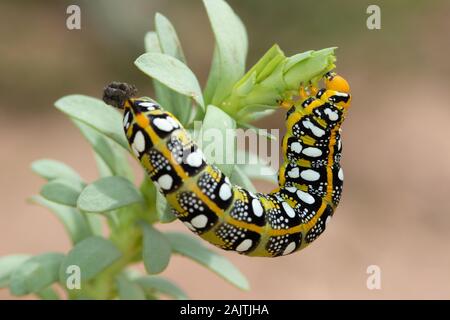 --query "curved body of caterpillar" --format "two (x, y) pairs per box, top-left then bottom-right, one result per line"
(103, 72), (351, 257)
